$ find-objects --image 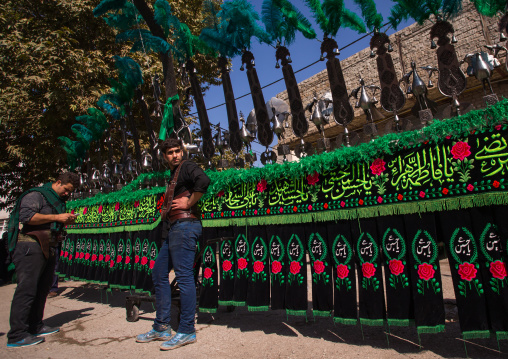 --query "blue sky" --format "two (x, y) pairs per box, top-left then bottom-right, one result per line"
(189, 0), (413, 164)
